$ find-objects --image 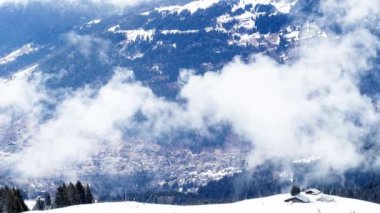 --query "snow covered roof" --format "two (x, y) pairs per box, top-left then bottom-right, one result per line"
(317, 195), (335, 203)
(284, 194), (310, 203)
